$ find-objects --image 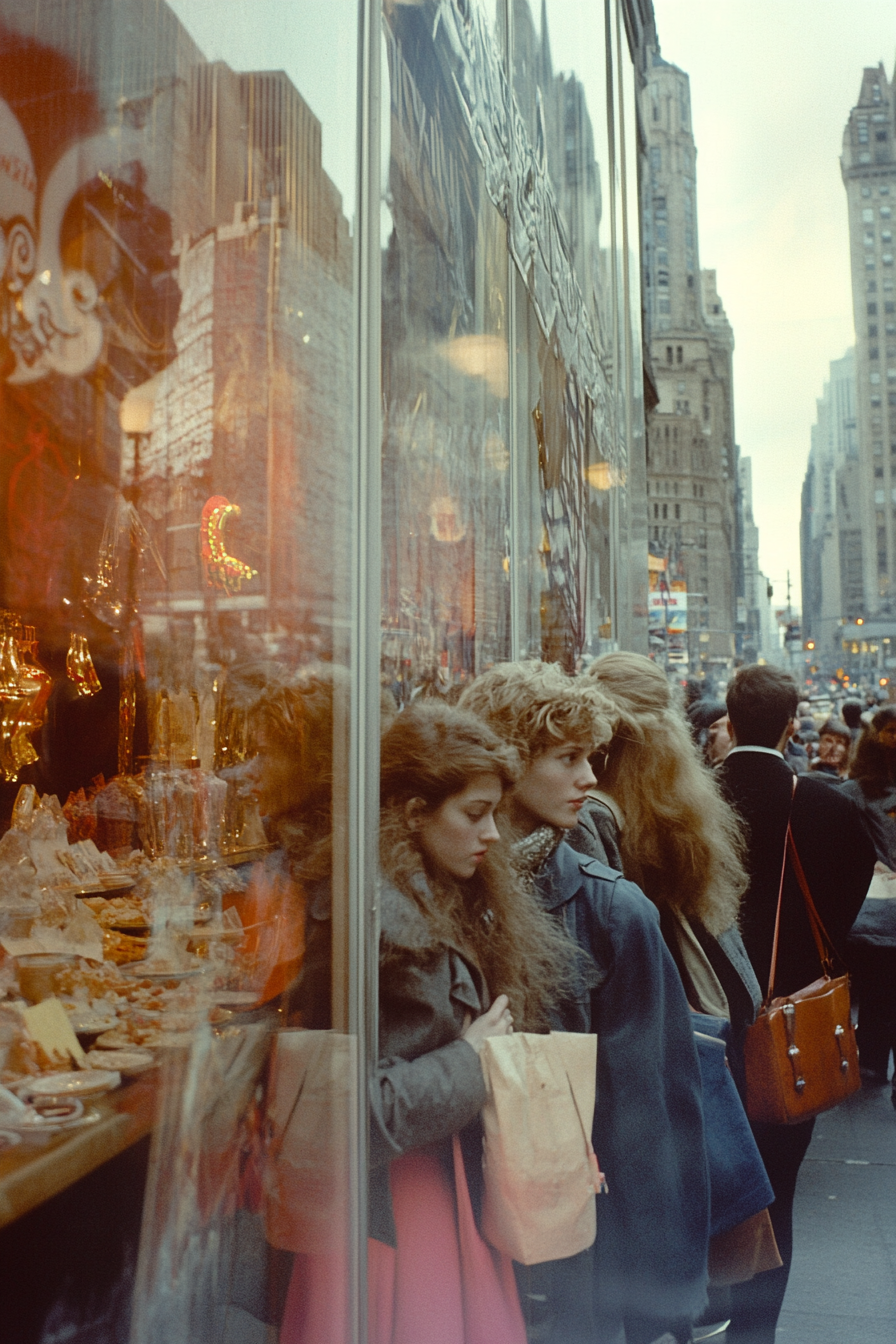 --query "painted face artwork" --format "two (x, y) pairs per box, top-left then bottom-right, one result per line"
(512, 740), (597, 831)
(414, 773), (504, 881)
